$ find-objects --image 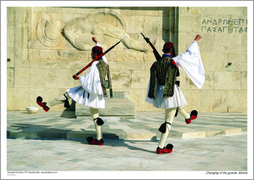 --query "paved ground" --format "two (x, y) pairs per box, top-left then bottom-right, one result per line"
(7, 110), (247, 140)
(3, 110), (252, 179)
(4, 133), (250, 179)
